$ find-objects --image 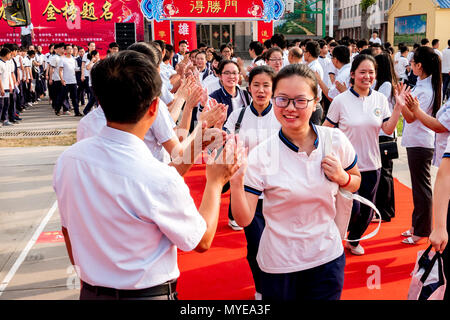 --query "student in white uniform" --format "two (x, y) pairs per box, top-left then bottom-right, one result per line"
(264, 48), (284, 74)
(54, 50), (244, 300)
(405, 94), (450, 168)
(323, 54), (406, 255)
(224, 66), (280, 300)
(400, 46), (443, 245)
(429, 136), (450, 300)
(394, 46), (409, 83)
(373, 53), (399, 223)
(316, 45), (351, 102)
(303, 41), (324, 125)
(0, 47), (12, 126)
(59, 44), (82, 116)
(230, 64), (361, 300)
